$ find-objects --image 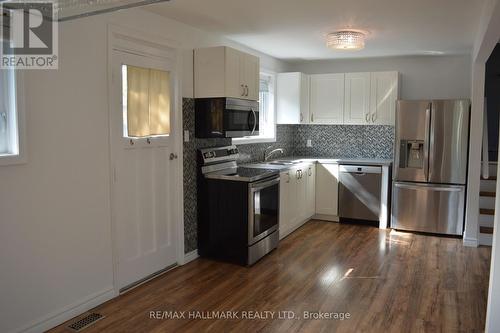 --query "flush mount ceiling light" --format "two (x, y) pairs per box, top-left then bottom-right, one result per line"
(326, 30), (366, 51)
